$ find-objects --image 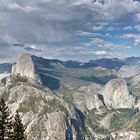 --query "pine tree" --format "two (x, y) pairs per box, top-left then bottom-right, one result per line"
(13, 111), (26, 140)
(0, 98), (13, 140)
